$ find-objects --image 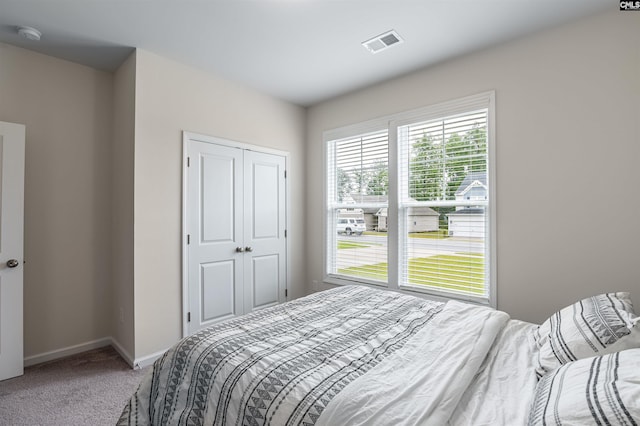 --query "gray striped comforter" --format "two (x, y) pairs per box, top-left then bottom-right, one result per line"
(118, 286), (444, 425)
